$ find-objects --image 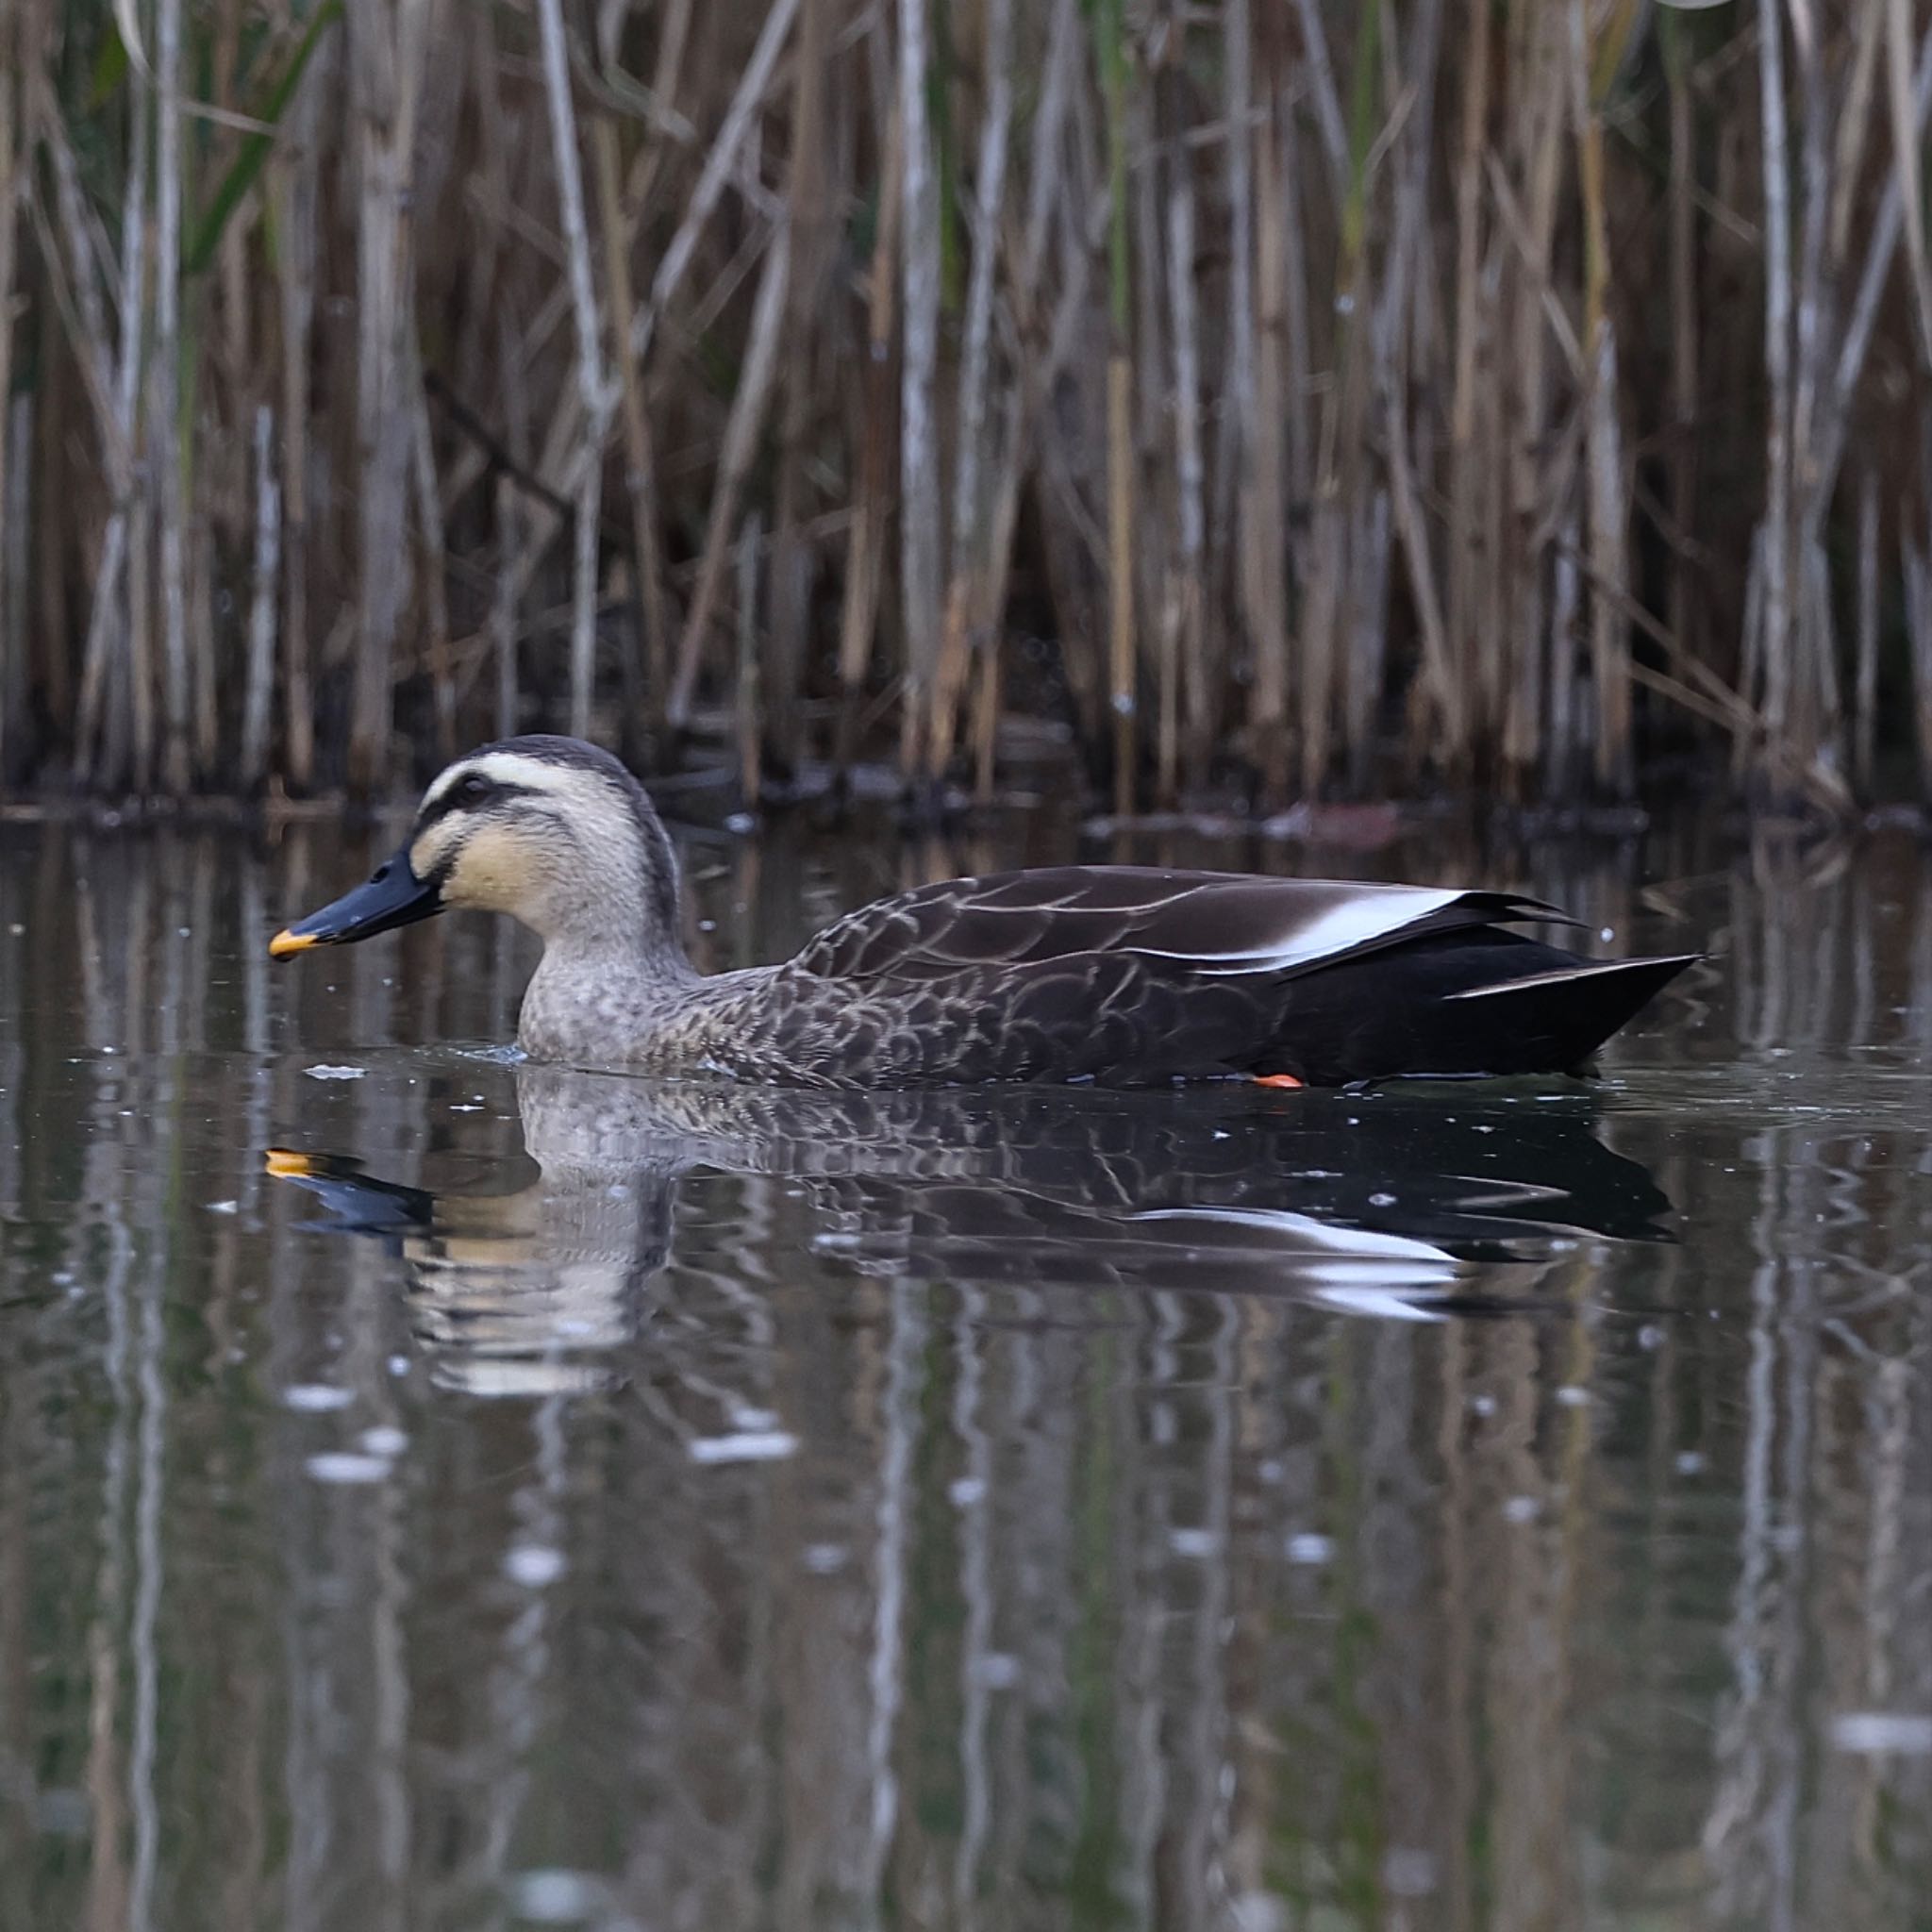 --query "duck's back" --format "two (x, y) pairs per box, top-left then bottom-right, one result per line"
(632, 867), (1691, 1089)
